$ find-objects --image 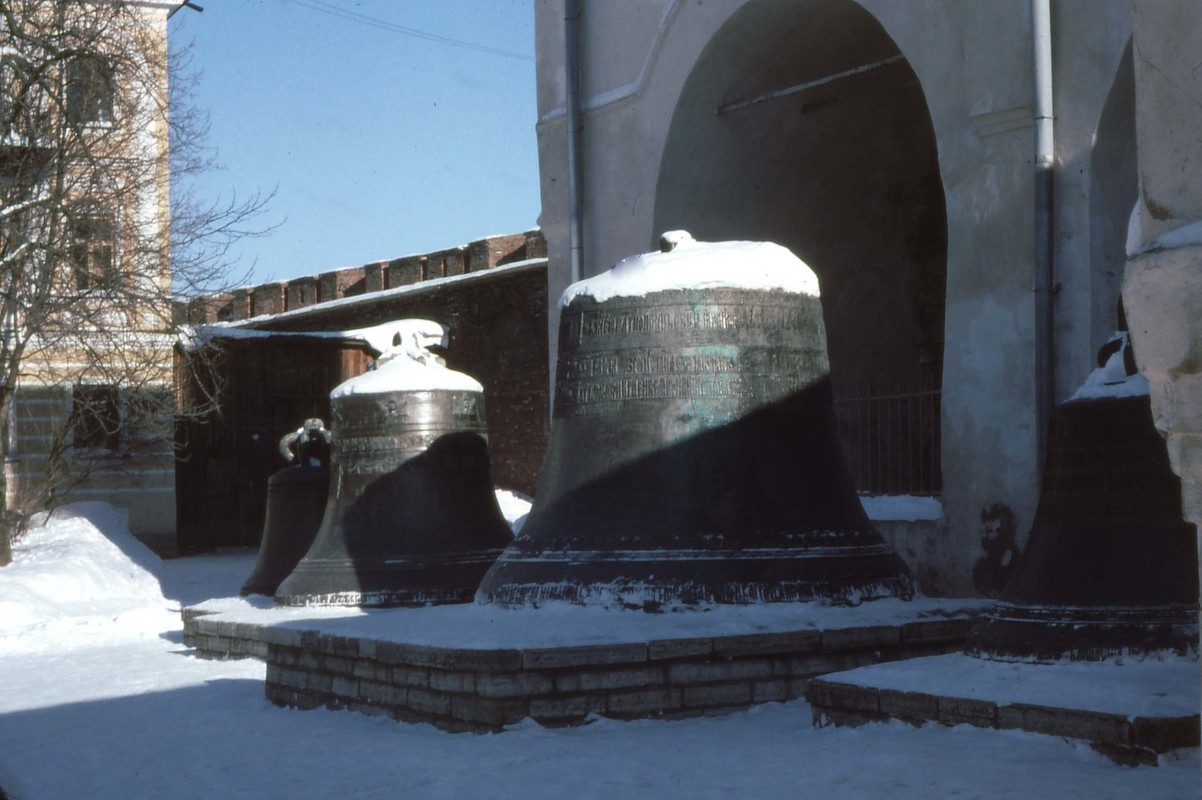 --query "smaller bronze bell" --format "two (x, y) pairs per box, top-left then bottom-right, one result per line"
(275, 321), (513, 607)
(241, 419), (332, 597)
